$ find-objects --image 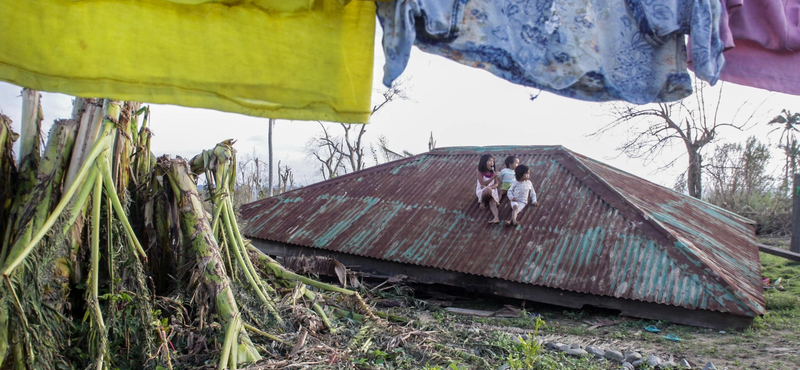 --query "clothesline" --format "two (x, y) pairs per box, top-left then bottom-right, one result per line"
(0, 0), (796, 125)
